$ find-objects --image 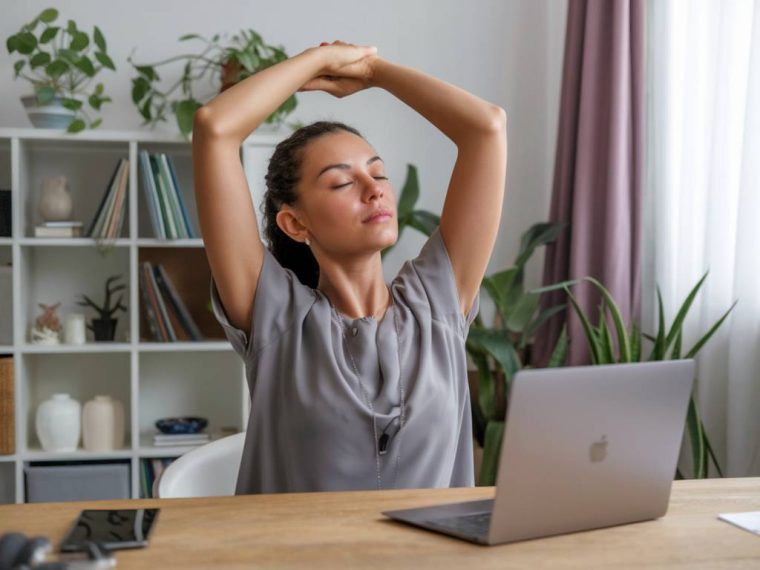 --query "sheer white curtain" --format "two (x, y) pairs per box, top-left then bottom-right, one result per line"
(645, 0), (760, 476)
